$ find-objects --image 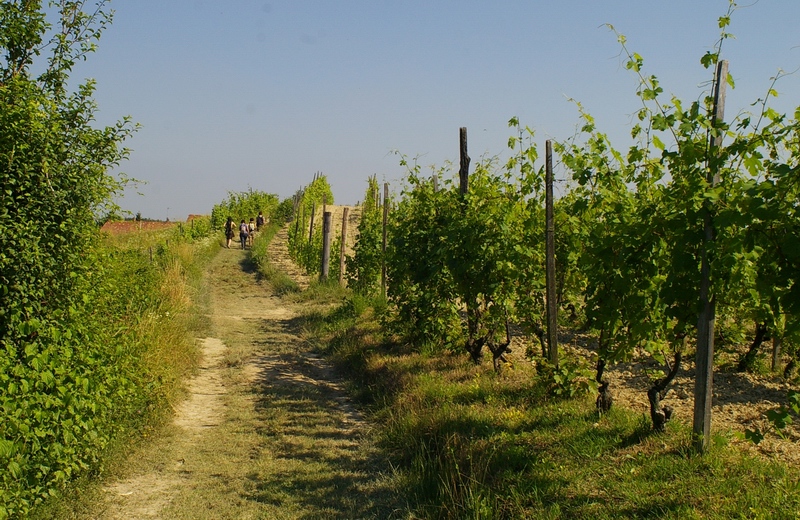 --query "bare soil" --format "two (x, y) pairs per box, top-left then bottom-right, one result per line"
(553, 333), (800, 465)
(99, 221), (175, 235)
(93, 227), (405, 519)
